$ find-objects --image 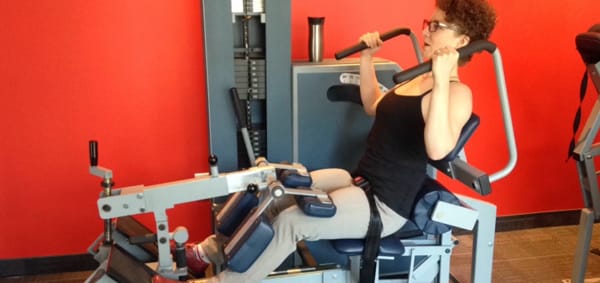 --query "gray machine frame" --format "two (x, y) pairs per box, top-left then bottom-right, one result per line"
(84, 43), (516, 283)
(84, 0), (518, 279)
(291, 58), (400, 171)
(203, 0), (292, 172)
(570, 60), (600, 283)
